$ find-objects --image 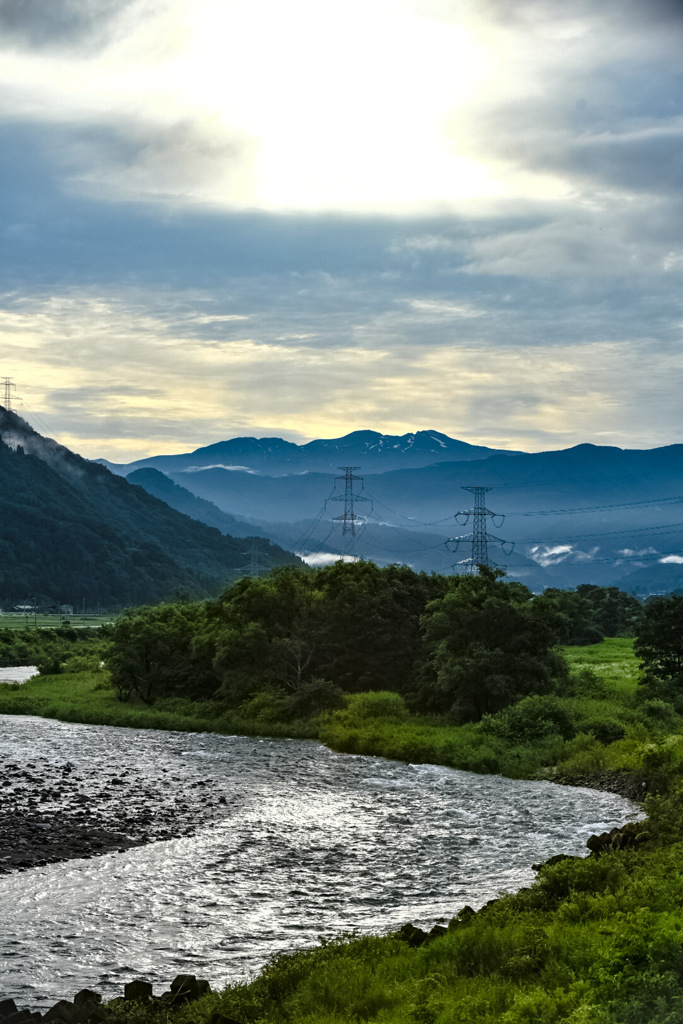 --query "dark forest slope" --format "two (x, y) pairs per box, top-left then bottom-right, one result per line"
(0, 410), (298, 608)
